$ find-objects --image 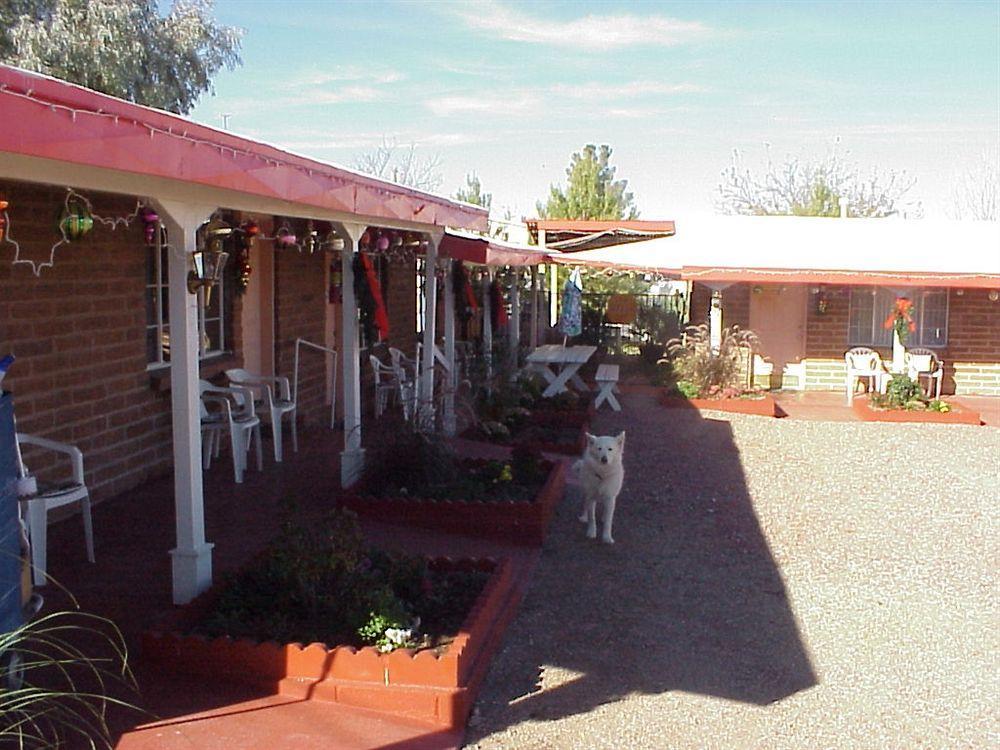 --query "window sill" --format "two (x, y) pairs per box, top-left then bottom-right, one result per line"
(148, 354), (240, 392)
